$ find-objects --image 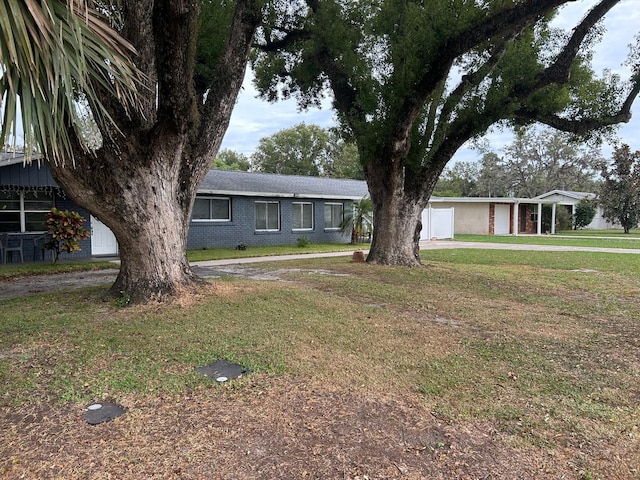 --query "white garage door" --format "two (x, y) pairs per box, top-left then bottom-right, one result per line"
(494, 204), (511, 235)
